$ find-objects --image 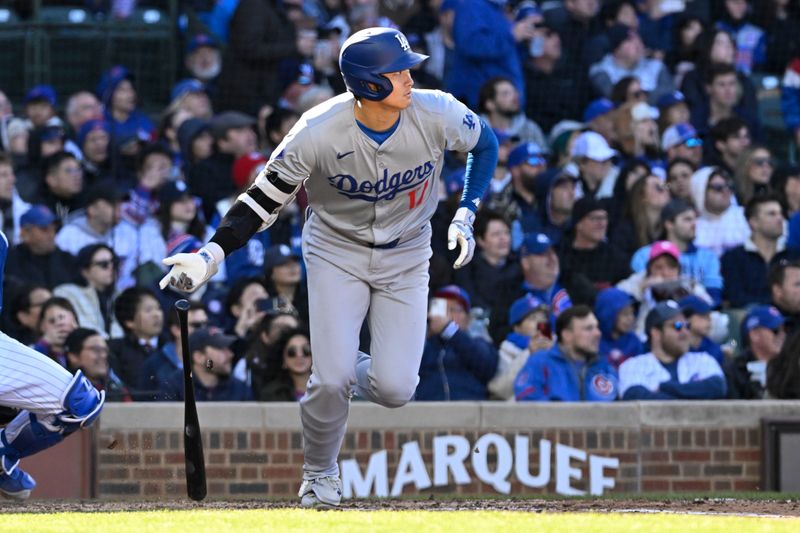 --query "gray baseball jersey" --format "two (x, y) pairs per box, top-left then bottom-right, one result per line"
(256, 89), (481, 245)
